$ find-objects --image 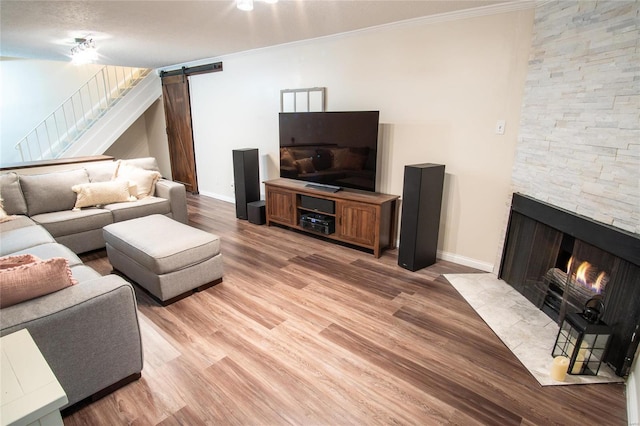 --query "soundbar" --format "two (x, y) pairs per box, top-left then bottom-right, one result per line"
(305, 183), (341, 193)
